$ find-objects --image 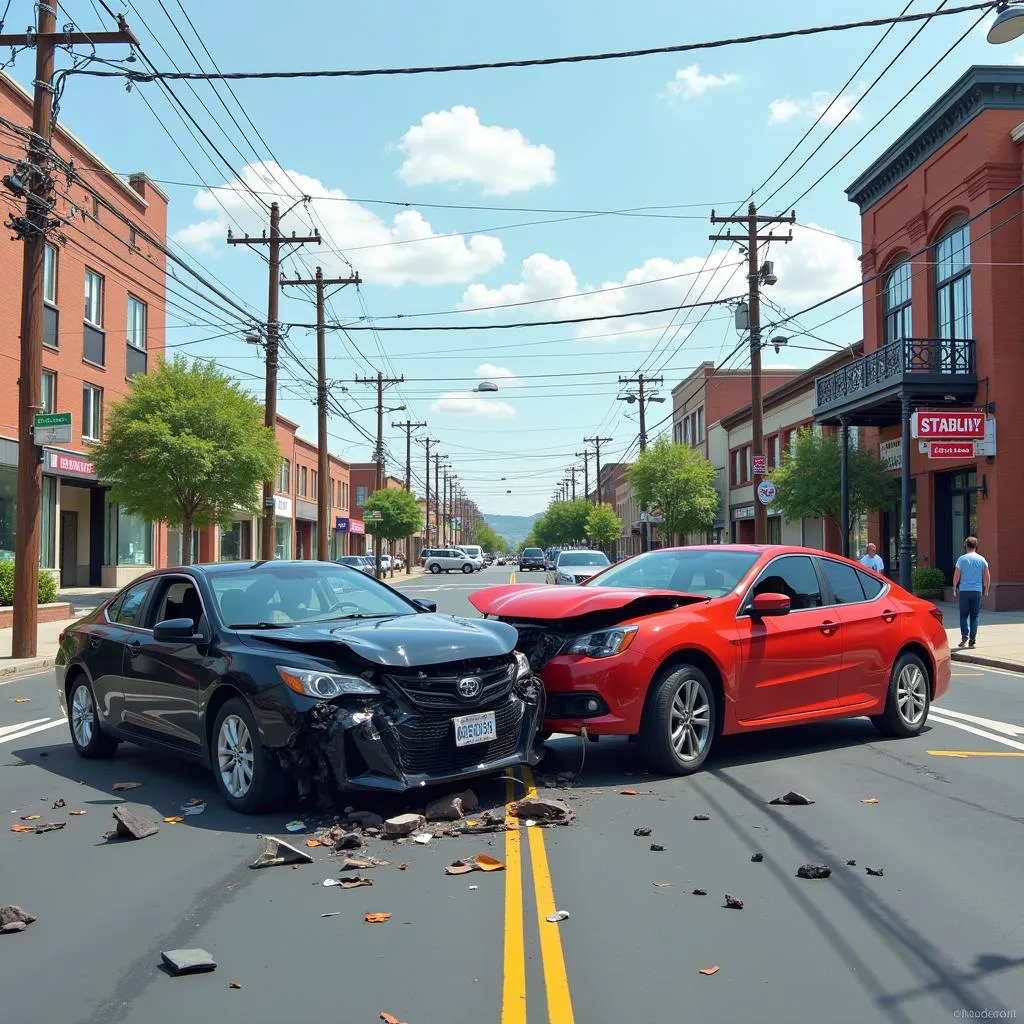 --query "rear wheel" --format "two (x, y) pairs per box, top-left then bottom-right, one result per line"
(211, 698), (291, 814)
(67, 676), (119, 759)
(462, 563), (474, 574)
(429, 562), (442, 574)
(872, 651), (930, 738)
(638, 665), (716, 775)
